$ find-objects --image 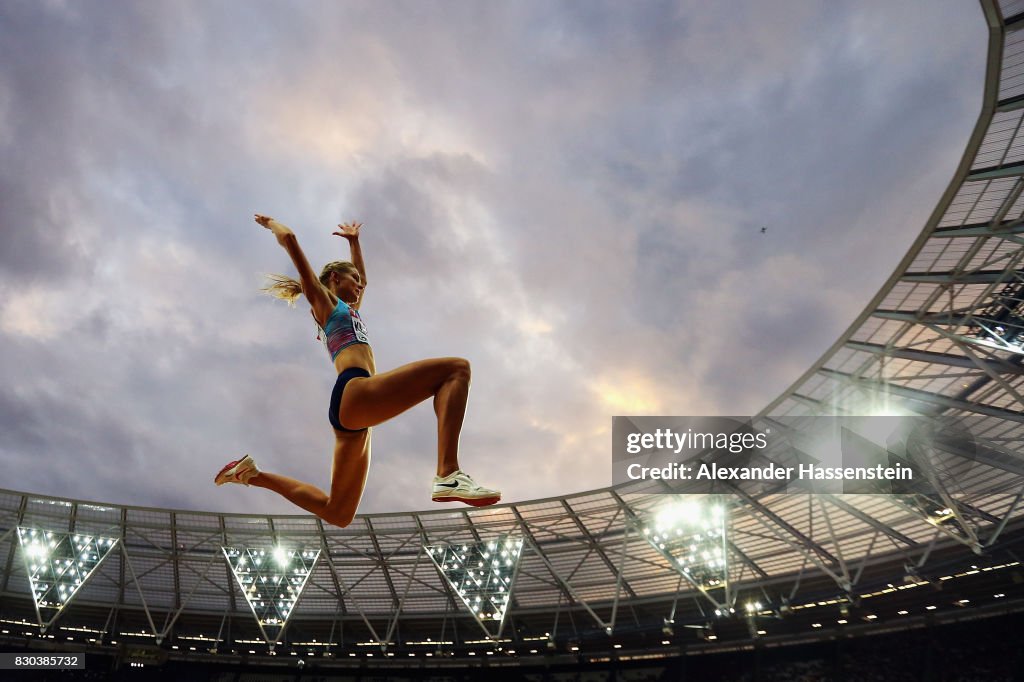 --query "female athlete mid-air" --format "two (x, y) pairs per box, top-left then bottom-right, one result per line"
(214, 215), (500, 527)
